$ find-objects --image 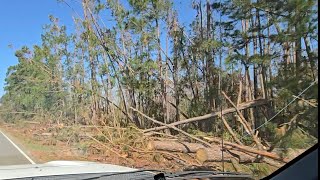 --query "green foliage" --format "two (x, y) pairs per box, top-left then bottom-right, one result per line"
(1, 16), (70, 123)
(278, 128), (317, 149)
(200, 39), (223, 51)
(261, 122), (278, 141)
